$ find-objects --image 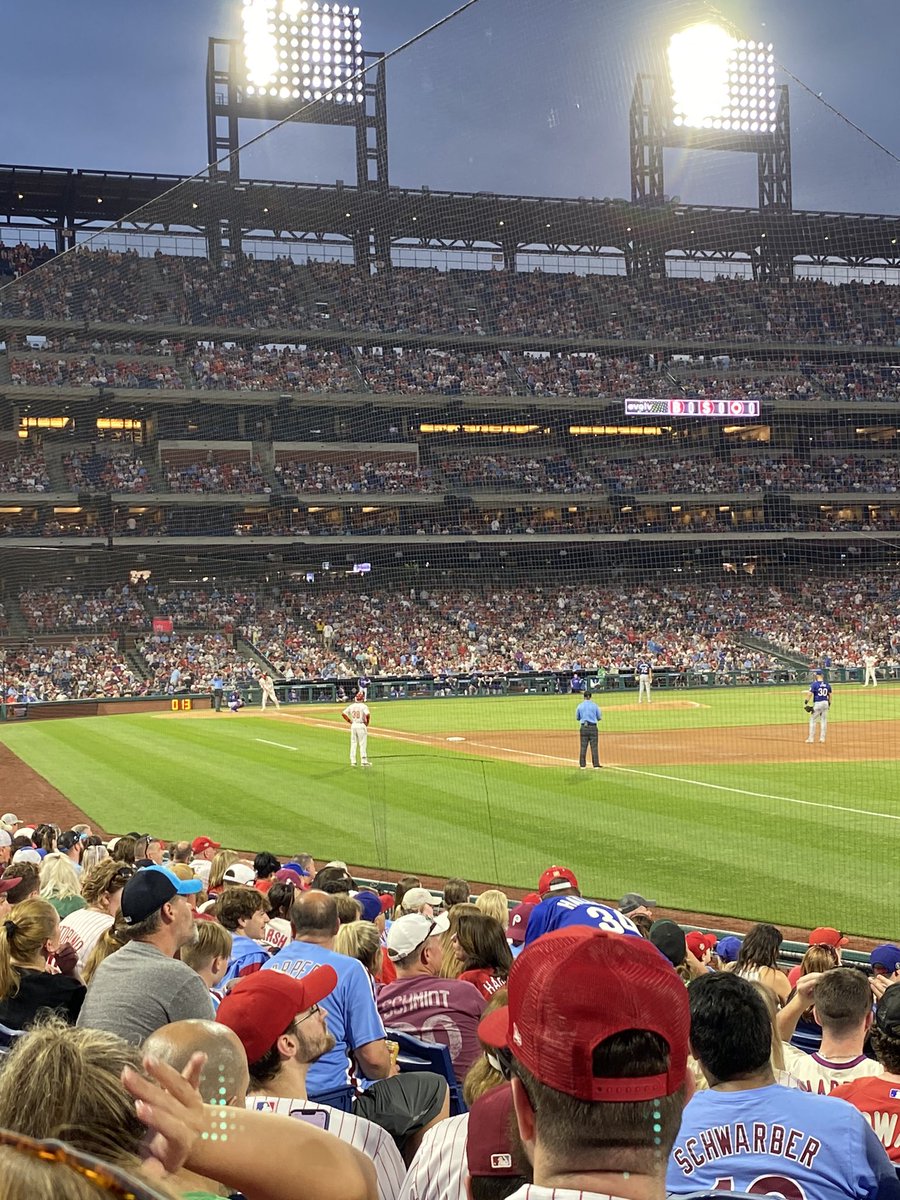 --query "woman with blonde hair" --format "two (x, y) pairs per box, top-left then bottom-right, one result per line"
(438, 902), (479, 980)
(79, 843), (110, 875)
(474, 889), (508, 928)
(82, 925), (129, 987)
(58, 861), (133, 972)
(0, 898), (85, 1027)
(207, 849), (239, 899)
(39, 853), (86, 920)
(335, 919), (382, 980)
